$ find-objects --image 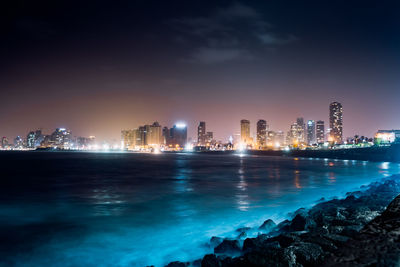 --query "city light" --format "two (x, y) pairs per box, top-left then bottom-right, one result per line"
(175, 123), (186, 129)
